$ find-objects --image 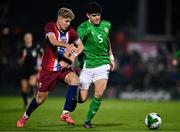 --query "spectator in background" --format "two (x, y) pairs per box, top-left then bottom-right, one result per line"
(171, 49), (180, 99)
(18, 33), (43, 109)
